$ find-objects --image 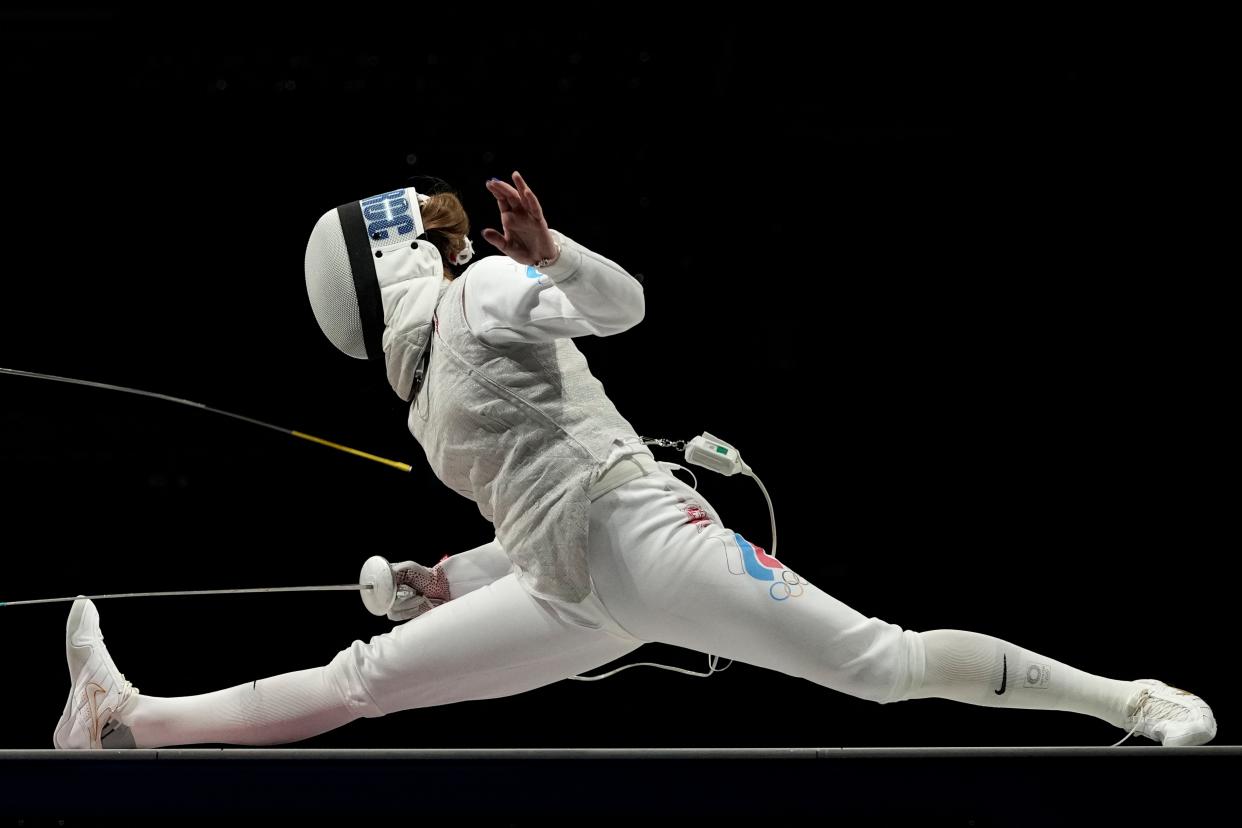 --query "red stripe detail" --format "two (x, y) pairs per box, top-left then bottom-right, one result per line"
(753, 544), (782, 569)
